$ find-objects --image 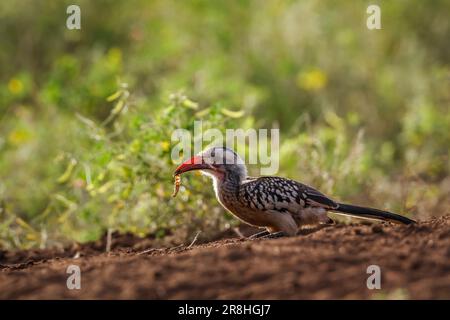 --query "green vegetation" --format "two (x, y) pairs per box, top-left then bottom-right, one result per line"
(1, 0), (449, 249)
